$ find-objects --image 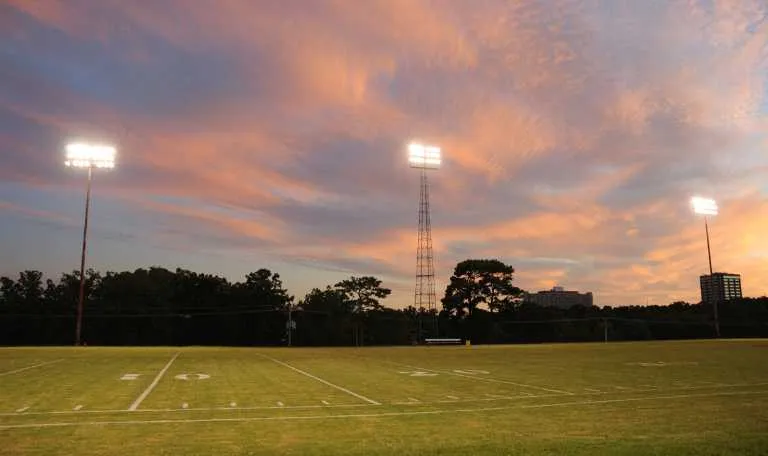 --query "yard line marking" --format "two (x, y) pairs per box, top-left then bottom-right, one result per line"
(584, 388), (602, 393)
(613, 386), (633, 390)
(257, 353), (381, 405)
(277, 402), (284, 407)
(0, 359), (64, 377)
(0, 403), (374, 417)
(128, 352), (180, 411)
(321, 400), (330, 405)
(181, 403), (189, 409)
(446, 395), (459, 400)
(3, 390), (766, 430)
(407, 398), (420, 403)
(15, 407), (29, 413)
(387, 361), (572, 395)
(73, 405), (83, 411)
(229, 402), (237, 408)
(4, 379), (767, 419)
